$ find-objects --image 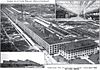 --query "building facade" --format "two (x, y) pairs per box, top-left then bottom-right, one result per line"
(59, 40), (98, 60)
